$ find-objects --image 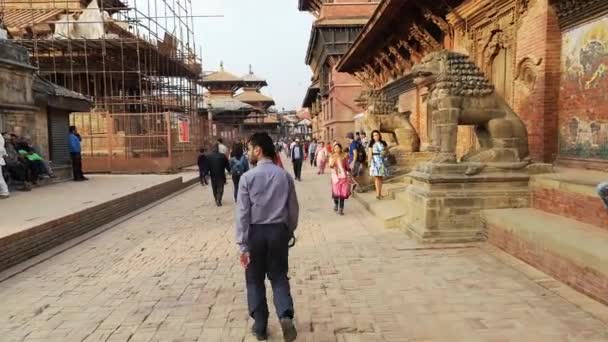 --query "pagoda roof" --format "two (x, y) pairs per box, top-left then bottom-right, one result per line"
(202, 96), (256, 114)
(242, 65), (268, 86)
(243, 113), (280, 125)
(202, 70), (242, 83)
(234, 90), (275, 105)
